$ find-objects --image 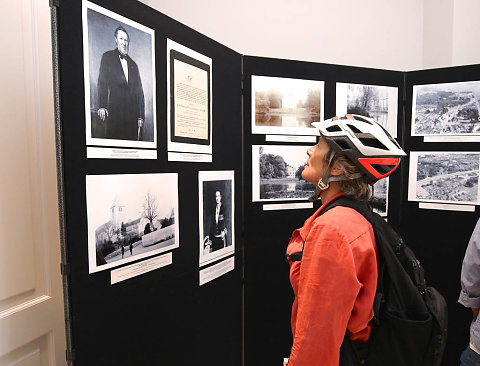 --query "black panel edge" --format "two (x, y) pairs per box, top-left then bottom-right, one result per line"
(50, 4), (74, 366)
